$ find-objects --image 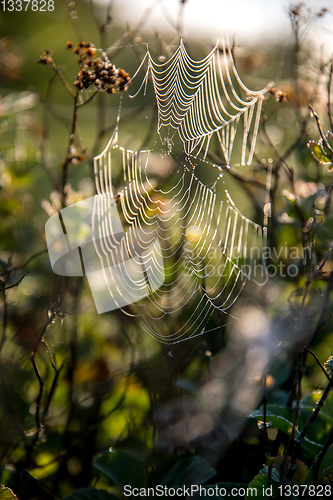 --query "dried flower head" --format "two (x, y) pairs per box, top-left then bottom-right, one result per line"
(269, 87), (288, 103)
(67, 41), (131, 94)
(38, 50), (53, 66)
